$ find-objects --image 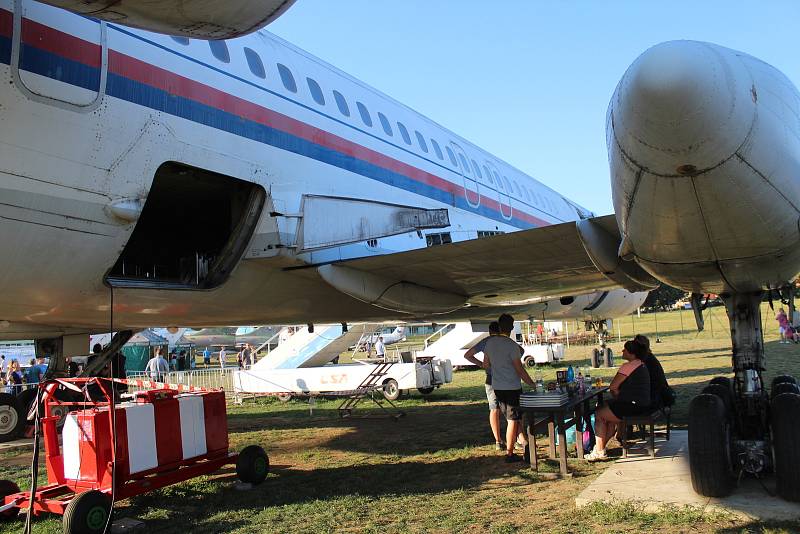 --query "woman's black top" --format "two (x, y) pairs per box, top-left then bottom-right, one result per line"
(643, 354), (669, 407)
(617, 362), (651, 406)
